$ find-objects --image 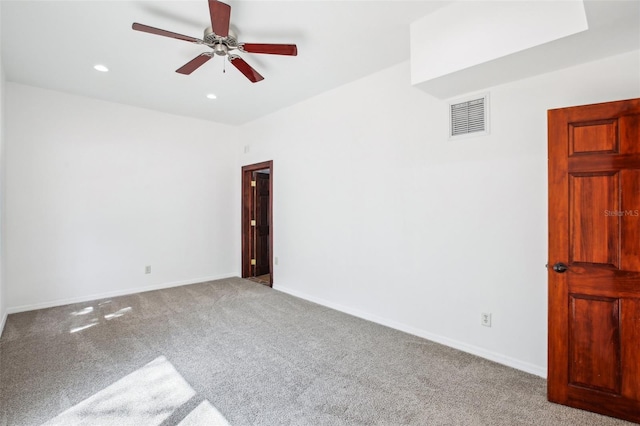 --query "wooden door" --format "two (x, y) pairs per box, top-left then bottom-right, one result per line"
(548, 98), (640, 423)
(254, 171), (270, 277)
(241, 161), (273, 286)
